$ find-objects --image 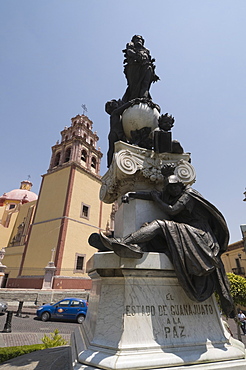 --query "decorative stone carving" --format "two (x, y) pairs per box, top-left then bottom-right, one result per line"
(100, 141), (196, 203)
(174, 159), (196, 185)
(115, 149), (144, 175)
